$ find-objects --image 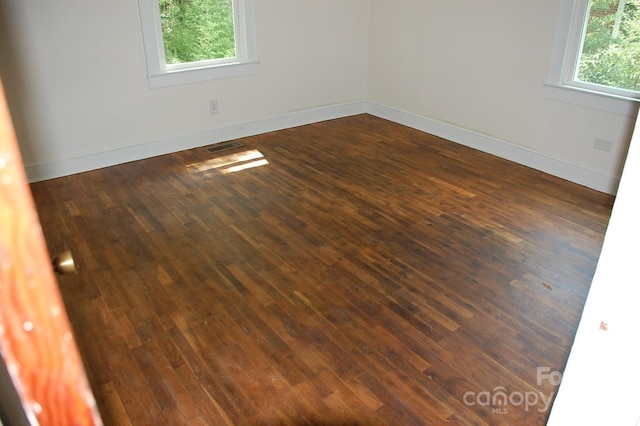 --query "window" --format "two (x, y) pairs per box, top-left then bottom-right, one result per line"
(577, 1), (640, 94)
(546, 0), (640, 115)
(138, 0), (257, 88)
